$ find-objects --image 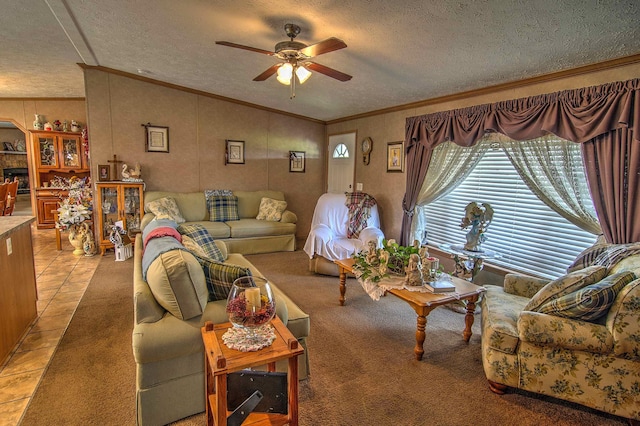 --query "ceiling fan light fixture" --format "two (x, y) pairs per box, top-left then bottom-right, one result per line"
(276, 63), (293, 85)
(295, 65), (312, 84)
